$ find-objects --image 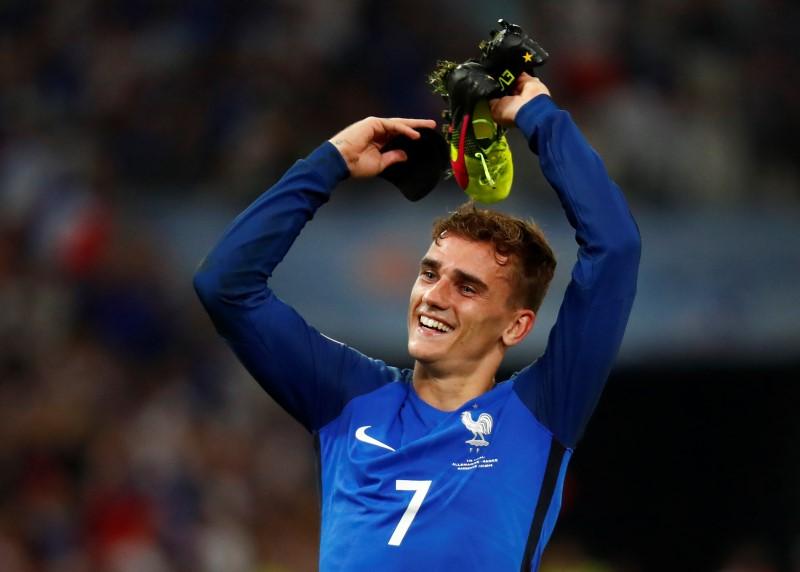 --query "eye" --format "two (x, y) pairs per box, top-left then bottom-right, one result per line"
(421, 270), (436, 281)
(460, 284), (477, 296)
